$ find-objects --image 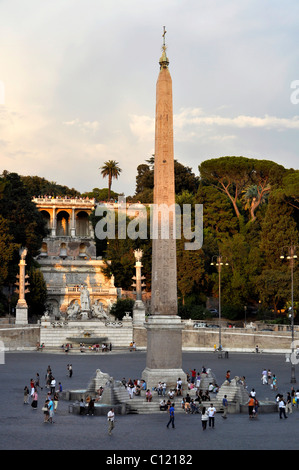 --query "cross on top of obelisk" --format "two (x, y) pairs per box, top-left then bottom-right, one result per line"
(159, 26), (169, 69)
(162, 26), (167, 45)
